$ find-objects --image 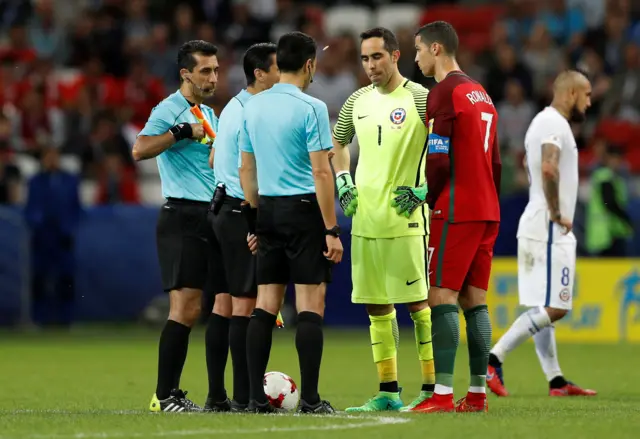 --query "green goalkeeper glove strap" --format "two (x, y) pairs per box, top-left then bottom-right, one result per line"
(391, 184), (429, 218)
(336, 172), (358, 217)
